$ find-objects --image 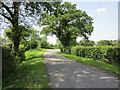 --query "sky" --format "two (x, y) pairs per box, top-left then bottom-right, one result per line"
(73, 1), (118, 42)
(45, 0), (119, 44)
